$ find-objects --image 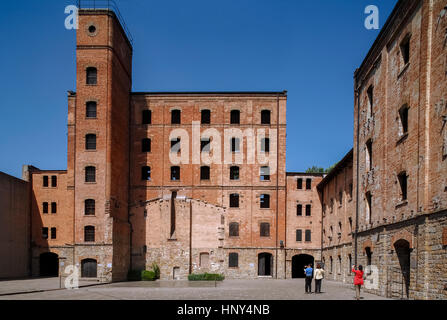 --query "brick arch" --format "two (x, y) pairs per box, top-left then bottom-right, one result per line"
(391, 230), (413, 249)
(362, 239), (374, 253)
